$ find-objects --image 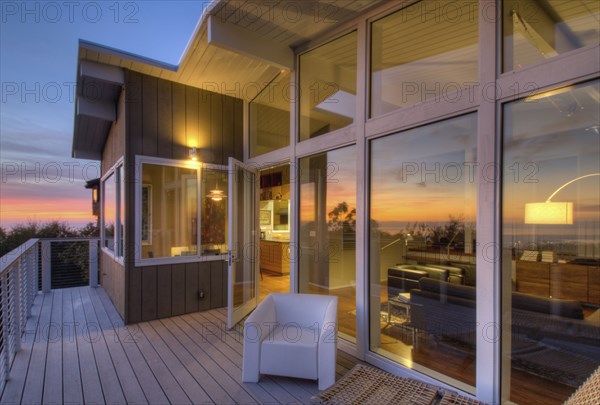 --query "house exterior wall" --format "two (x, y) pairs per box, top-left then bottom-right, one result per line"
(123, 70), (243, 323)
(100, 89), (126, 319)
